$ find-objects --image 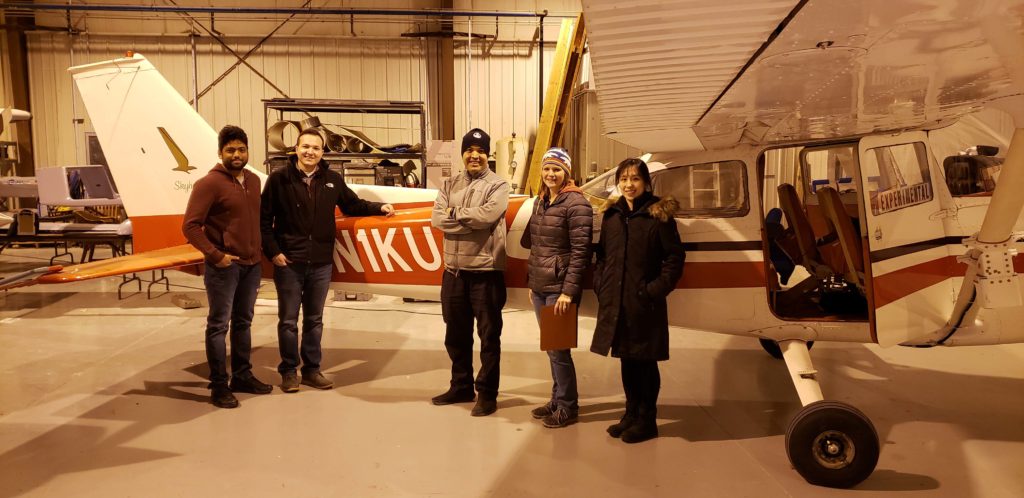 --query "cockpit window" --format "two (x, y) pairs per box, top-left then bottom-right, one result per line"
(580, 167), (621, 201)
